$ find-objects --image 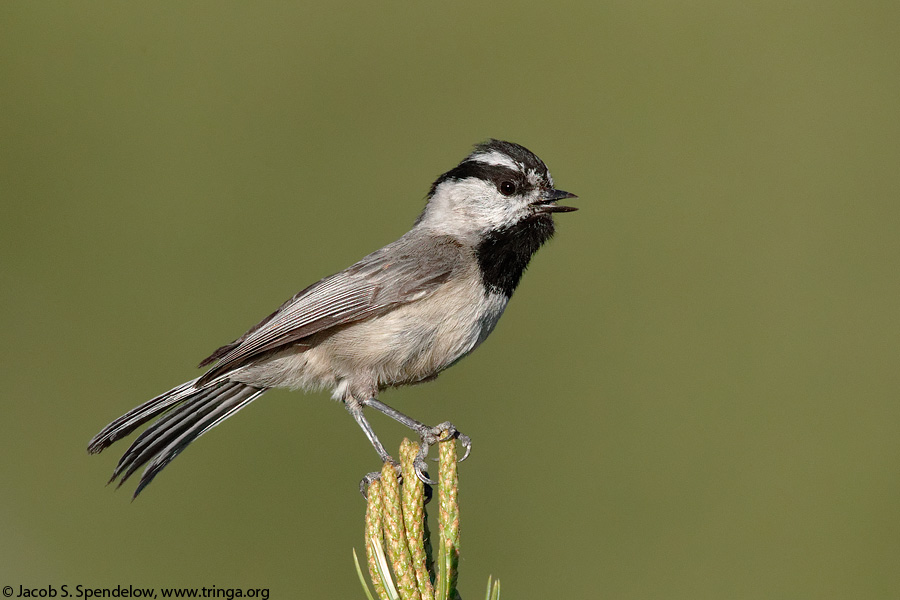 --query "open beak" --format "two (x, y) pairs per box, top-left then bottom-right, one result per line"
(535, 188), (578, 213)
